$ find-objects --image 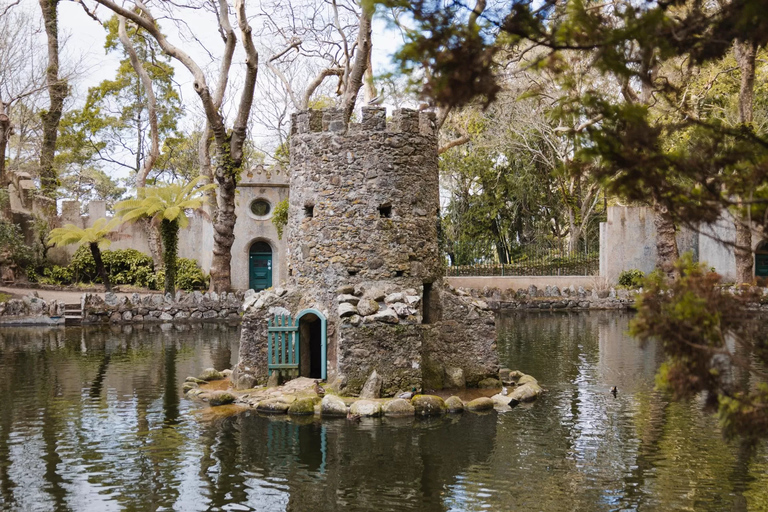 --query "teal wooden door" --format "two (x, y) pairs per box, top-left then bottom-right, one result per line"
(249, 242), (273, 290)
